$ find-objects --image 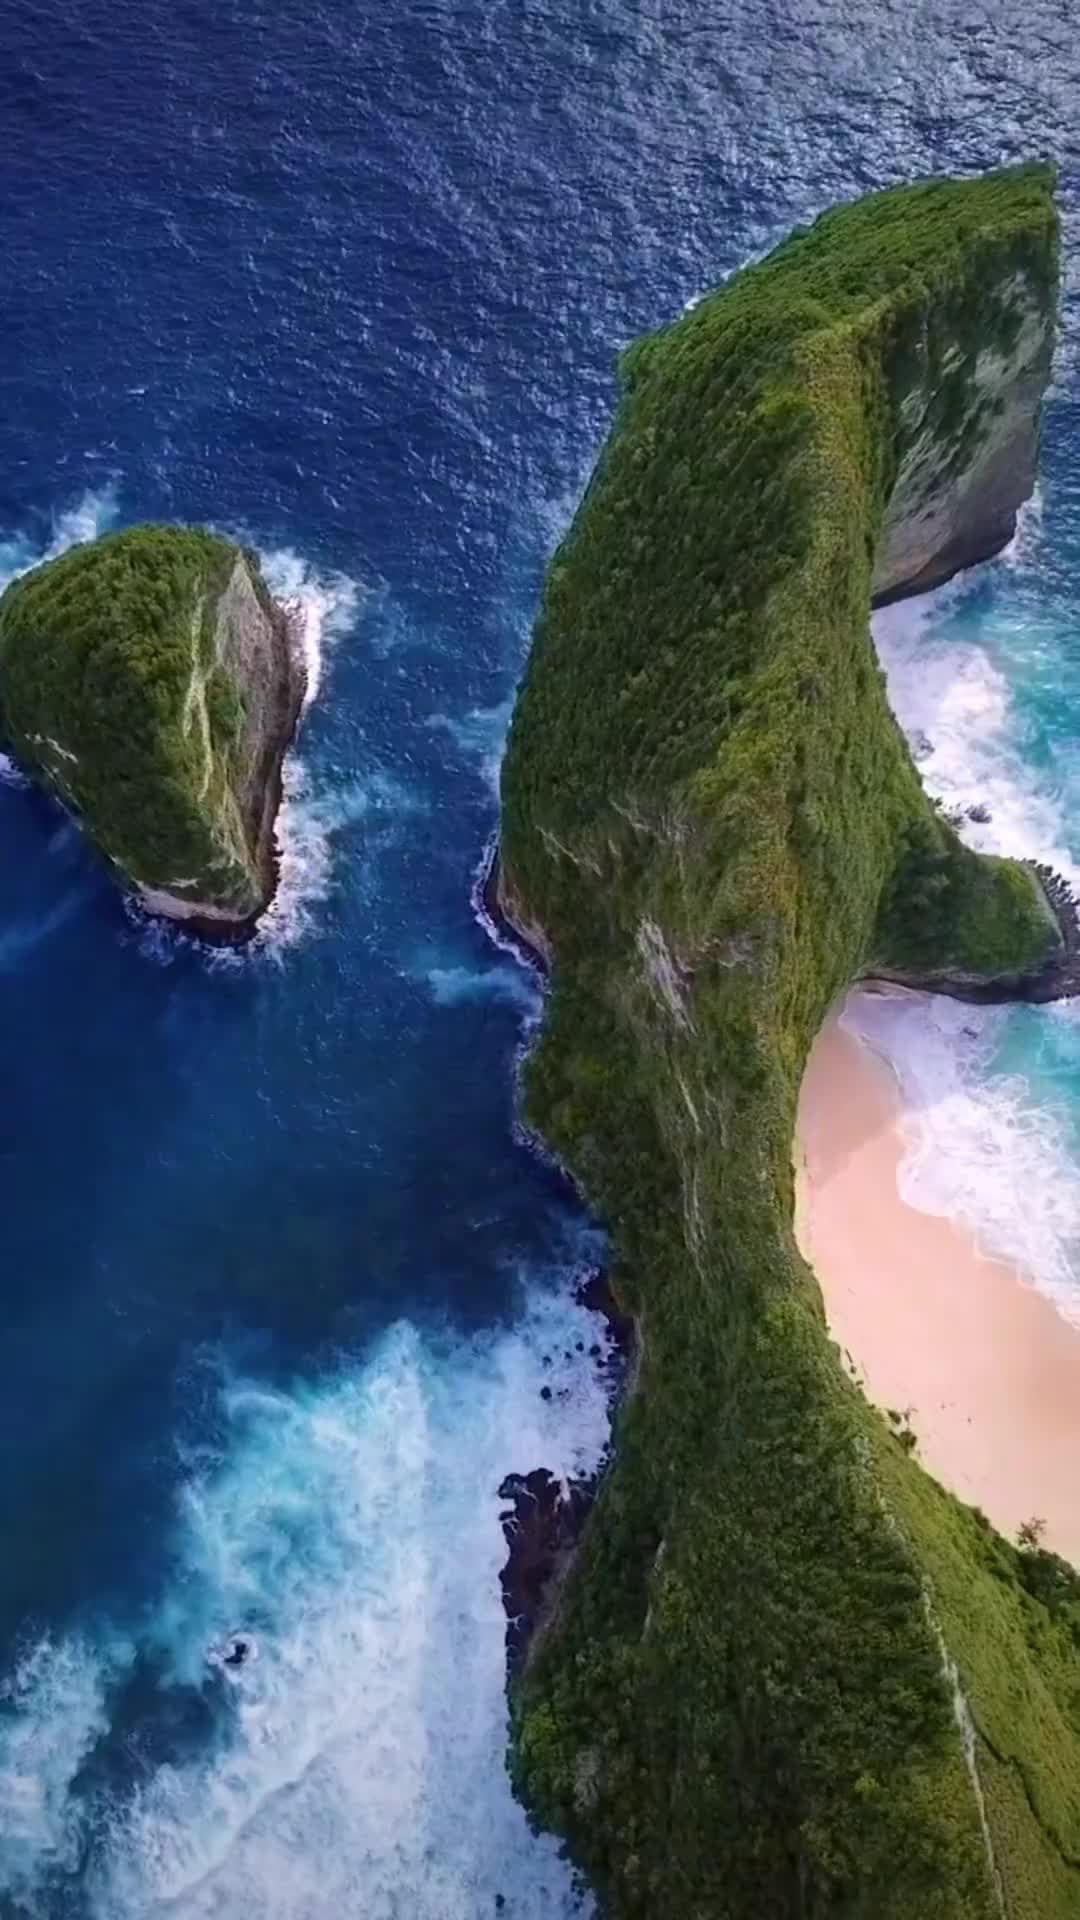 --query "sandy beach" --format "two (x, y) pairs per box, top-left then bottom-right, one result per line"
(795, 1000), (1080, 1566)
